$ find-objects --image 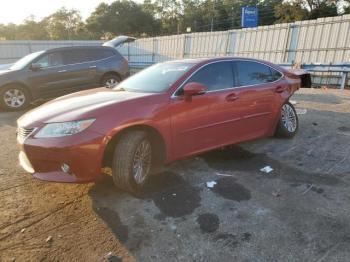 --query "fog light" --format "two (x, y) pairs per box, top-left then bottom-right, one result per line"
(61, 163), (70, 173)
